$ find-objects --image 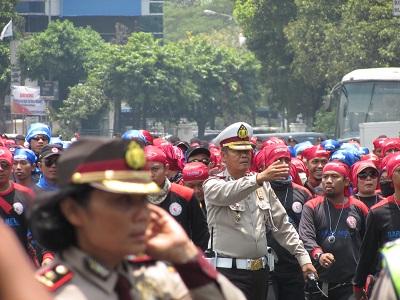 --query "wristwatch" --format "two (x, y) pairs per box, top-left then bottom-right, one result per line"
(314, 252), (323, 262)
